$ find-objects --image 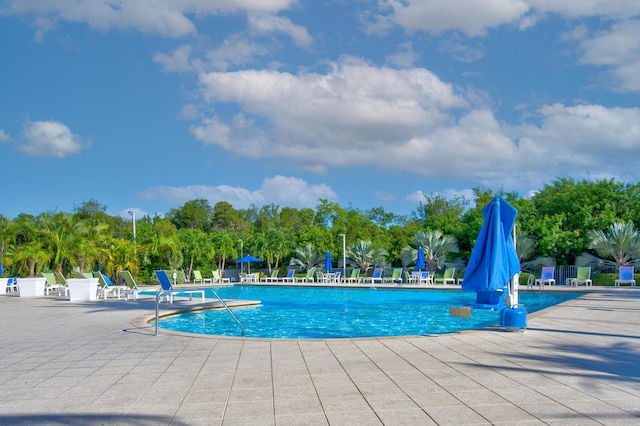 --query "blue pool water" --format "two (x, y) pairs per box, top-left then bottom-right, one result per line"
(157, 286), (582, 339)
